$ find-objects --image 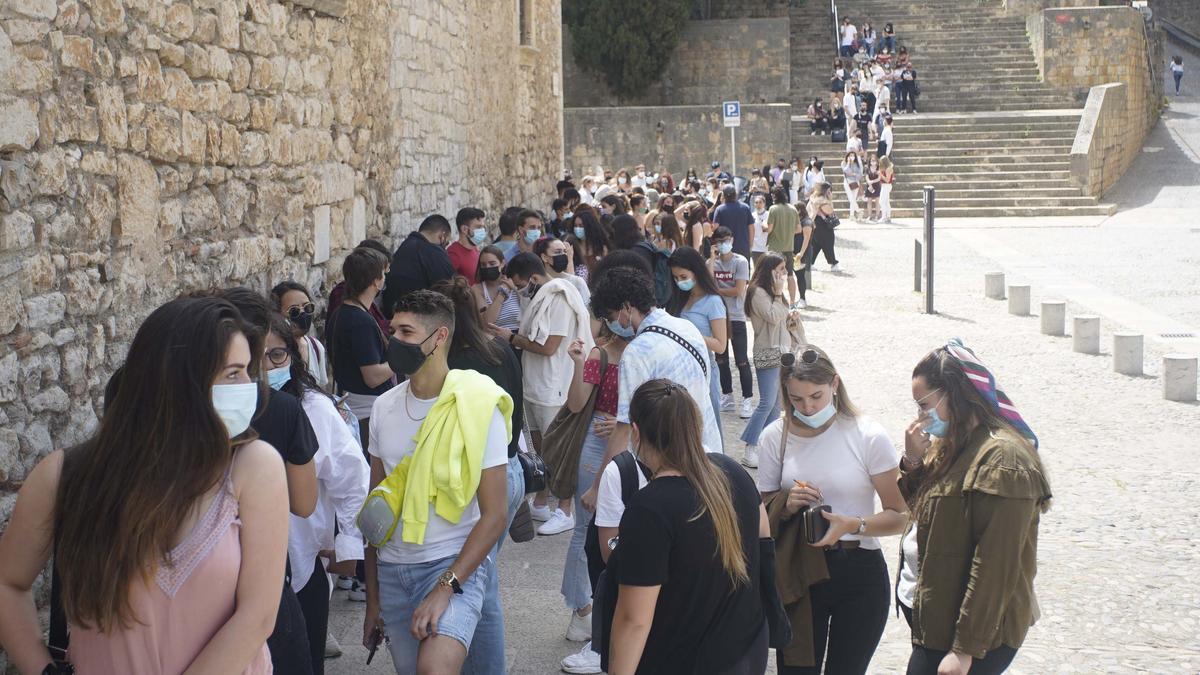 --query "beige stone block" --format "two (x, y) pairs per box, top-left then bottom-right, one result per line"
(219, 122), (240, 164)
(208, 44), (231, 79)
(14, 0), (58, 20)
(183, 41), (209, 78)
(216, 0), (239, 49)
(162, 67), (197, 109)
(240, 22), (276, 56)
(249, 96), (277, 130)
(240, 130), (268, 165)
(95, 83), (127, 148)
(3, 20), (52, 44)
(165, 3), (195, 40)
(159, 41), (184, 67)
(229, 235), (270, 279)
(136, 52), (166, 102)
(117, 52), (136, 77)
(116, 153), (160, 243)
(182, 186), (220, 232)
(313, 205), (331, 263)
(249, 55), (276, 91)
(180, 110), (206, 162)
(351, 196), (366, 244)
(193, 11), (218, 43)
(1, 211), (35, 250)
(33, 146), (68, 194)
(94, 43), (114, 77)
(146, 106), (181, 161)
(60, 34), (93, 72)
(23, 292), (65, 328)
(0, 278), (24, 335)
(229, 52), (250, 91)
(79, 150), (116, 176)
(82, 0), (126, 34)
(221, 91), (249, 122)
